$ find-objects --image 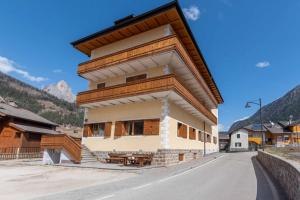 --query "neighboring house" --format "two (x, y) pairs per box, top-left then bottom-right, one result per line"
(73, 1), (223, 165)
(229, 121), (300, 151)
(218, 131), (229, 151)
(229, 129), (249, 151)
(0, 101), (57, 149)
